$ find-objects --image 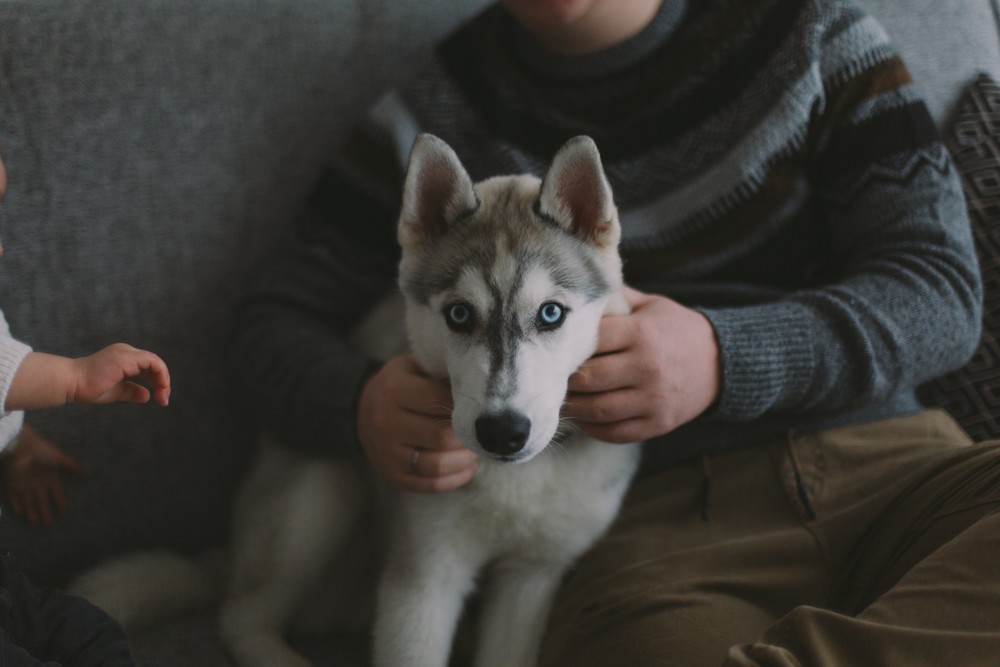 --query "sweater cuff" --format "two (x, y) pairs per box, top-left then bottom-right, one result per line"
(0, 410), (25, 453)
(699, 302), (815, 421)
(0, 336), (32, 417)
